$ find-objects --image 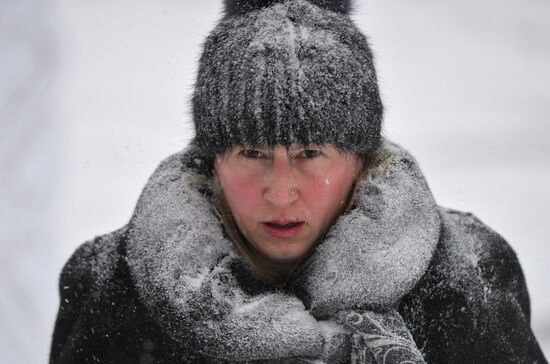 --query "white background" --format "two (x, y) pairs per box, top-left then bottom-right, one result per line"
(1, 0), (549, 362)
